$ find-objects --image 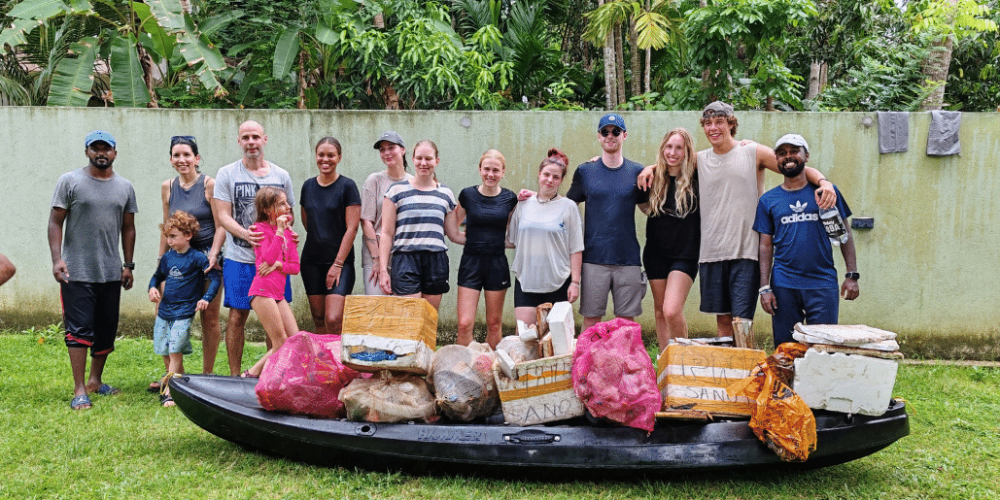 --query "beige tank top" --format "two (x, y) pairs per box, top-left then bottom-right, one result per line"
(696, 144), (760, 263)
